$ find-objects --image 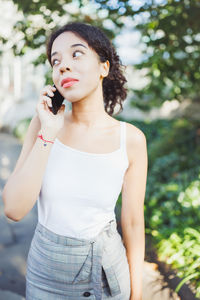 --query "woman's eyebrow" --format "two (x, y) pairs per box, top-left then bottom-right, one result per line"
(51, 43), (88, 59)
(71, 43), (87, 49)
